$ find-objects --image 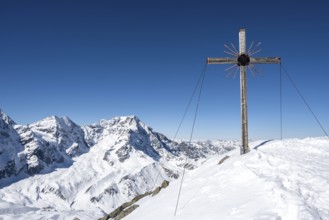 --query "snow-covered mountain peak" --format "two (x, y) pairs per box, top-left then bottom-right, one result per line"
(31, 115), (77, 133)
(99, 115), (148, 132)
(83, 115), (152, 148)
(0, 110), (23, 179)
(0, 110), (240, 219)
(3, 114), (89, 177)
(0, 109), (16, 126)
